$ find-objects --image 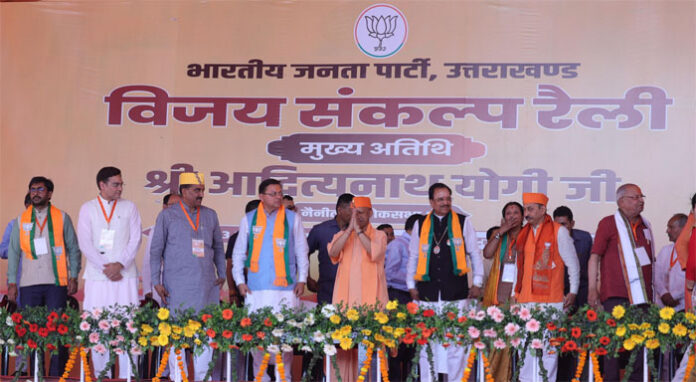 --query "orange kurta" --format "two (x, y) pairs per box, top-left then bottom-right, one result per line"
(328, 224), (388, 382)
